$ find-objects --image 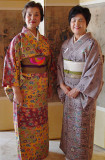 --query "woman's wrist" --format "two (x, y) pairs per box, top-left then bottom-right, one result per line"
(60, 83), (65, 89)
